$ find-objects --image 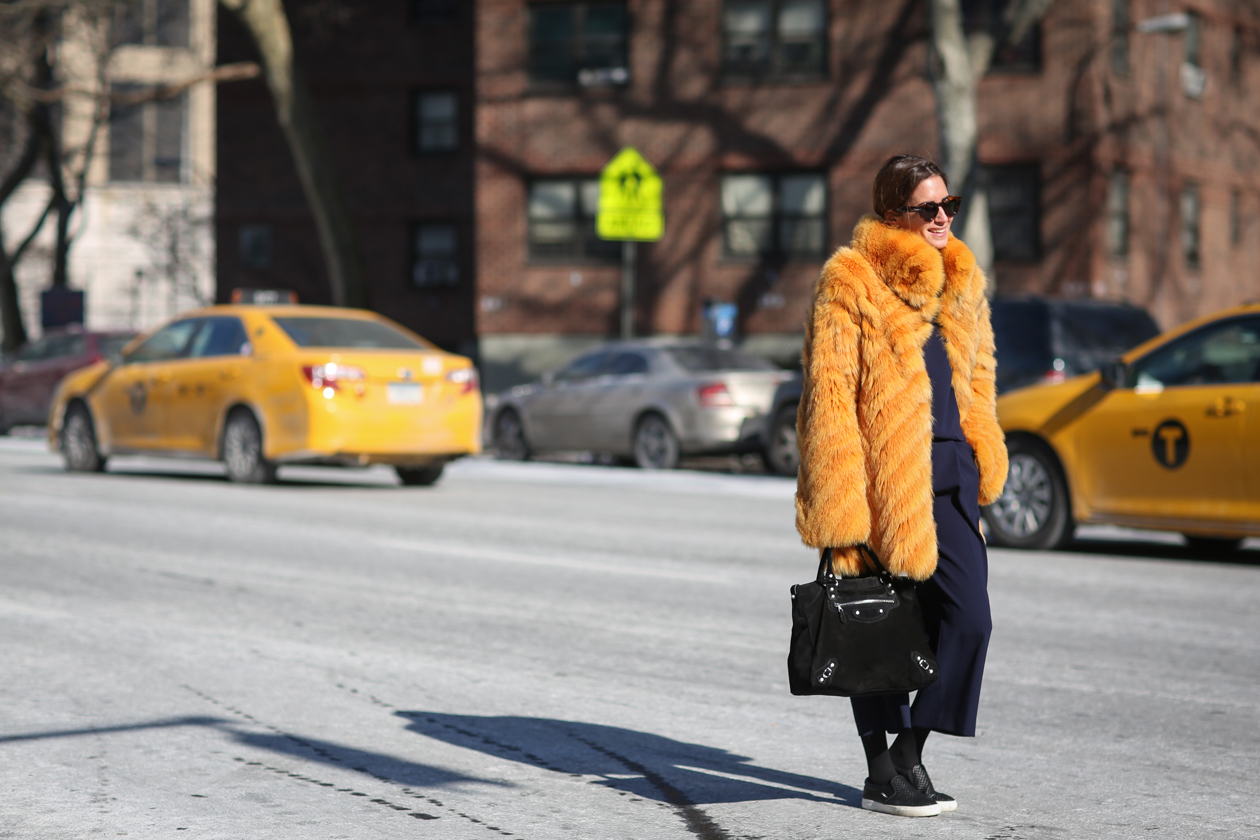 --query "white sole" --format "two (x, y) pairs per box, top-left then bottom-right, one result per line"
(936, 798), (957, 812)
(861, 798), (942, 817)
